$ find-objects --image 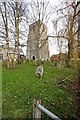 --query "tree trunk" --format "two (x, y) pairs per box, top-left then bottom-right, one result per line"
(4, 2), (12, 69)
(13, 2), (20, 65)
